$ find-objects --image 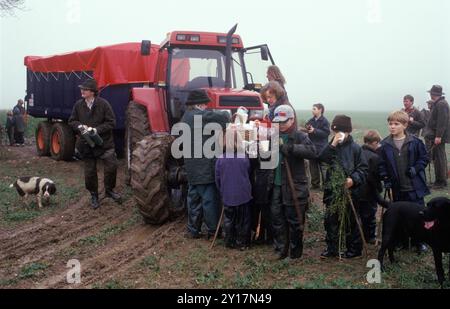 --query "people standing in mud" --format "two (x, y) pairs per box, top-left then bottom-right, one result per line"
(69, 79), (121, 209)
(360, 130), (383, 244)
(320, 115), (368, 259)
(12, 99), (26, 146)
(216, 128), (253, 250)
(181, 89), (230, 239)
(5, 111), (15, 146)
(424, 85), (450, 189)
(378, 110), (430, 252)
(252, 81), (293, 245)
(402, 95), (425, 137)
(269, 105), (317, 260)
(305, 103), (330, 190)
